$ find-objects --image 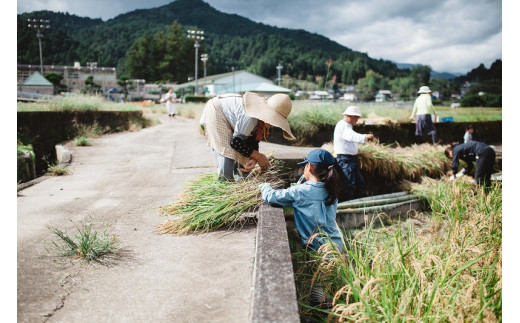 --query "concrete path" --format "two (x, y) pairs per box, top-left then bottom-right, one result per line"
(17, 115), (261, 323)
